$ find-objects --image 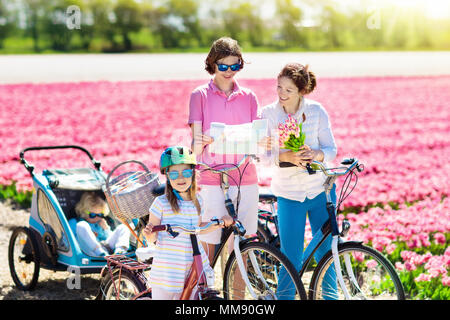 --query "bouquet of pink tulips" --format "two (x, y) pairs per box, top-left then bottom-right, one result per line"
(278, 114), (305, 152)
